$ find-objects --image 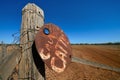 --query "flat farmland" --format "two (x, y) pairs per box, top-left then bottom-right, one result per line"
(46, 45), (120, 80)
(72, 45), (120, 68)
(0, 45), (120, 80)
